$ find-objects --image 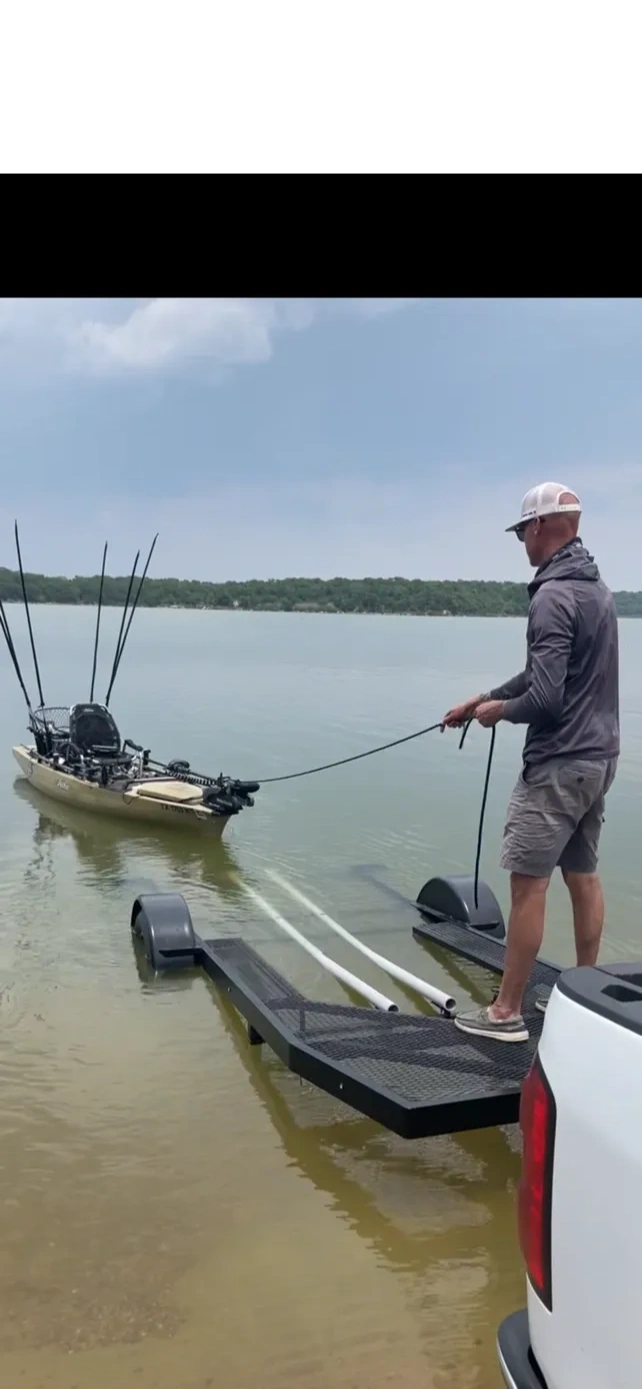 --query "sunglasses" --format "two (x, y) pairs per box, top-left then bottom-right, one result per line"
(515, 517), (545, 543)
